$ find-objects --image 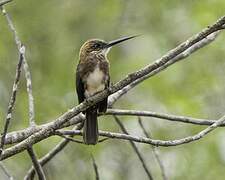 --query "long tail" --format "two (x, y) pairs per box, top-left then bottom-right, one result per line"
(84, 107), (98, 145)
